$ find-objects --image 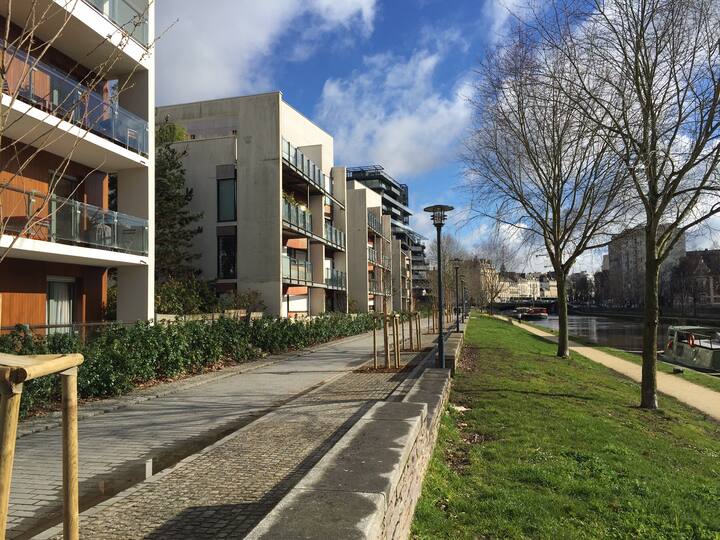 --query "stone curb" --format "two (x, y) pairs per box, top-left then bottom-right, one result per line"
(17, 330), (374, 439)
